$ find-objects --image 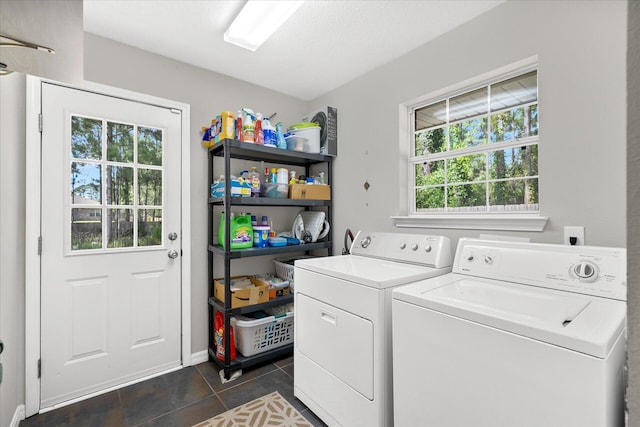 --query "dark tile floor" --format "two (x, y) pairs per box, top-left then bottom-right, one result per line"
(20, 354), (327, 427)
